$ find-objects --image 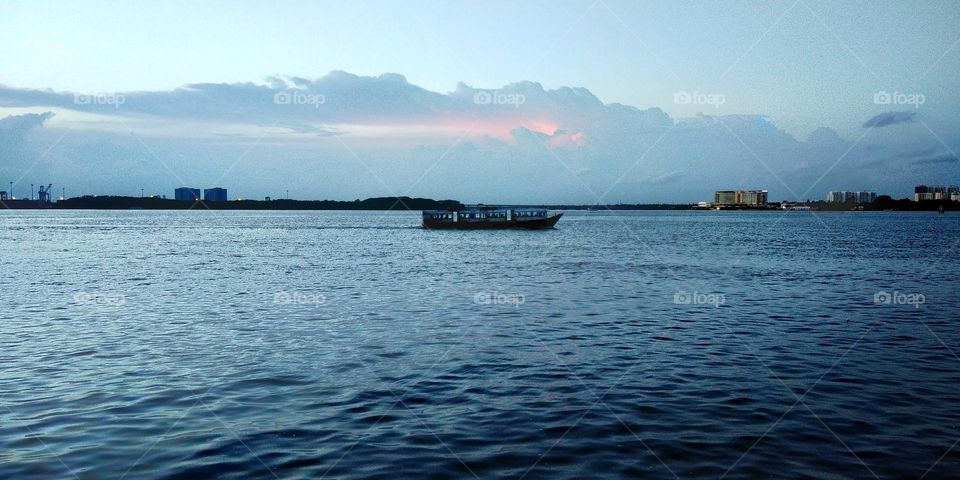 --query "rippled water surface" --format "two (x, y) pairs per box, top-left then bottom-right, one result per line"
(1, 210), (959, 479)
